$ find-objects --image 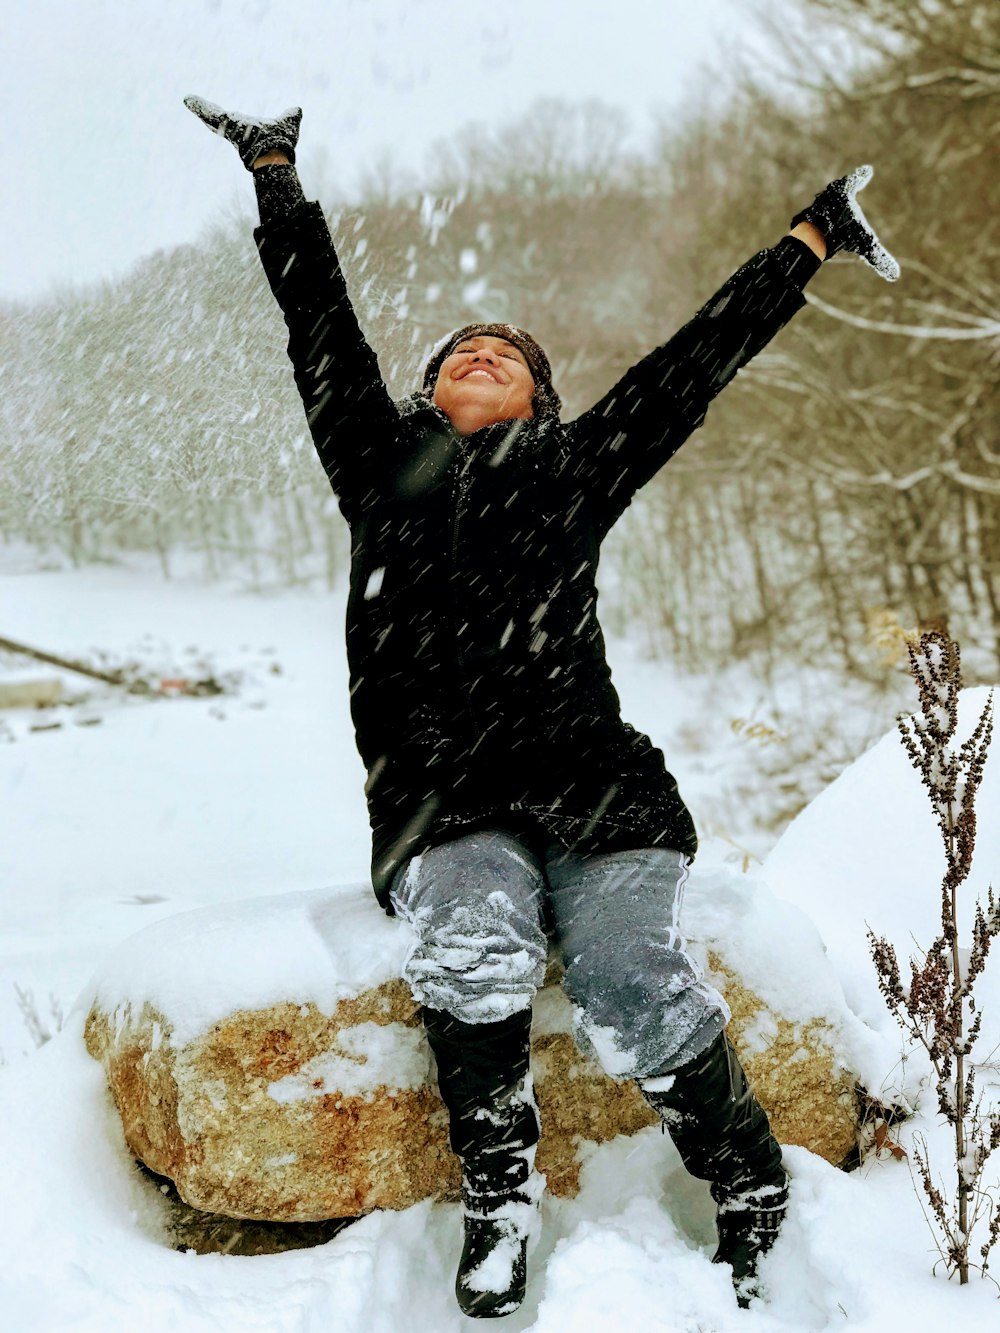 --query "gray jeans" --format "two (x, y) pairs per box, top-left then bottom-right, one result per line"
(389, 829), (729, 1080)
